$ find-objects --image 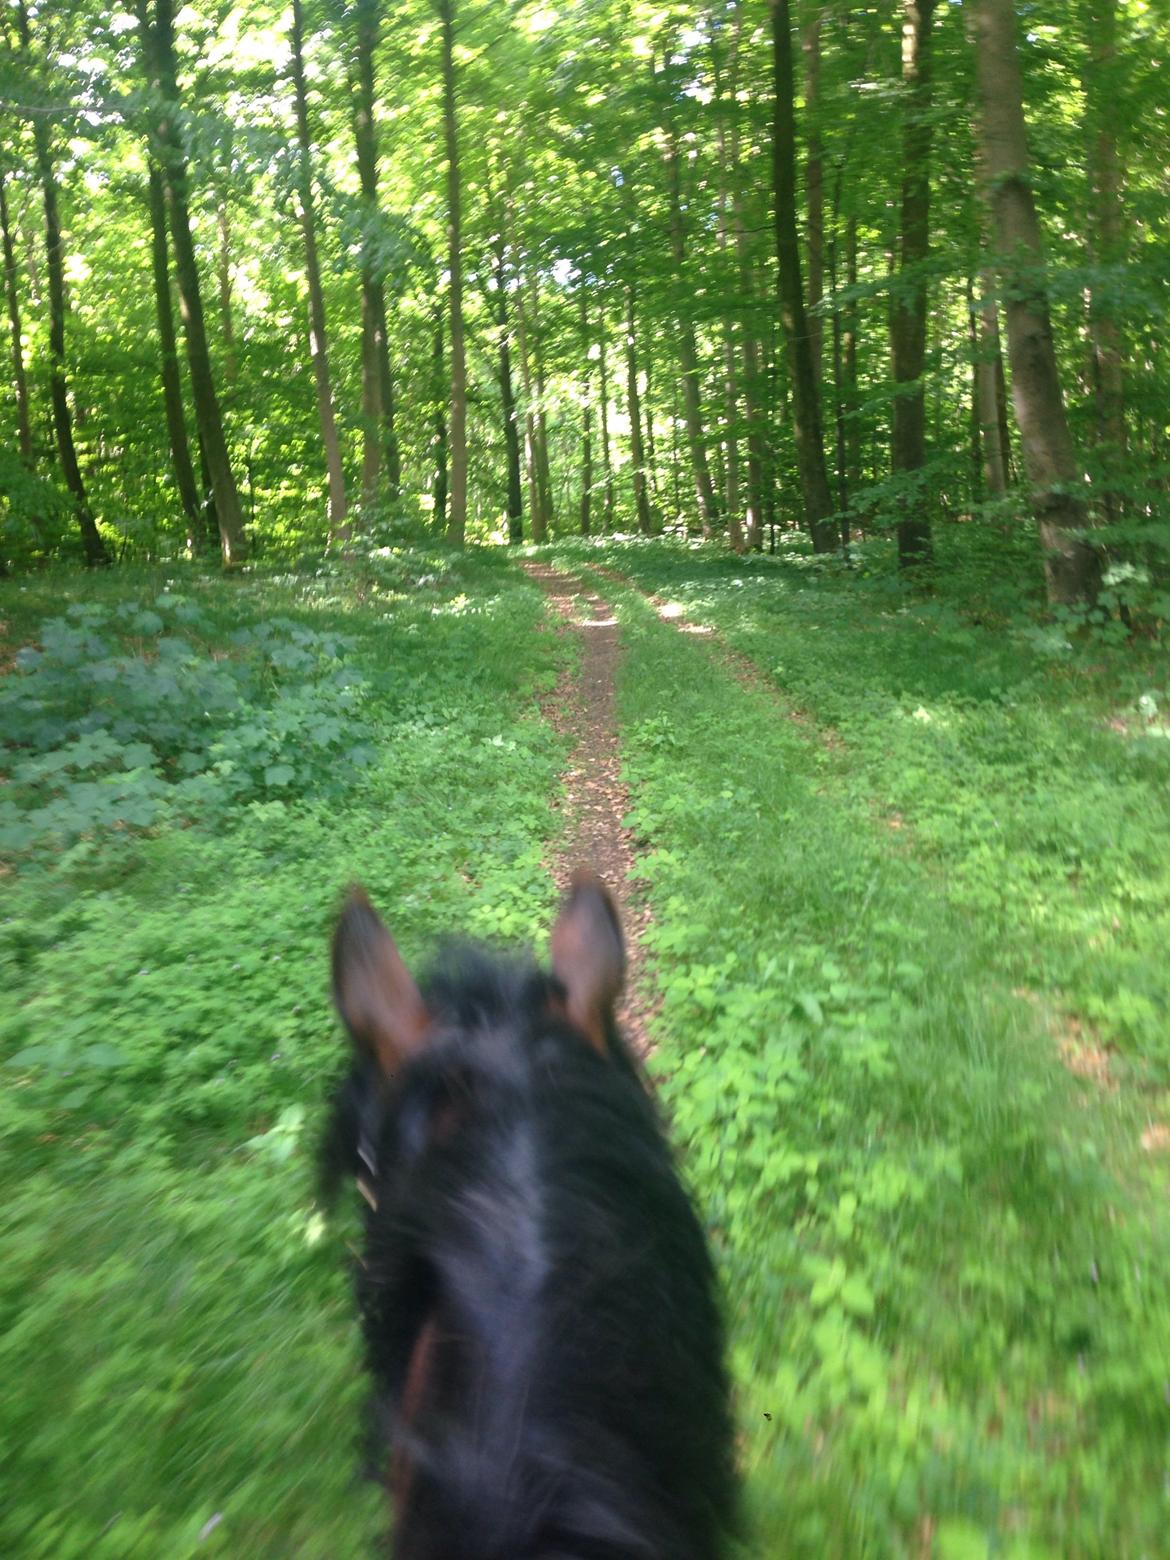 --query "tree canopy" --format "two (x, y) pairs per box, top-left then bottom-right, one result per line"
(0, 0), (1167, 603)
